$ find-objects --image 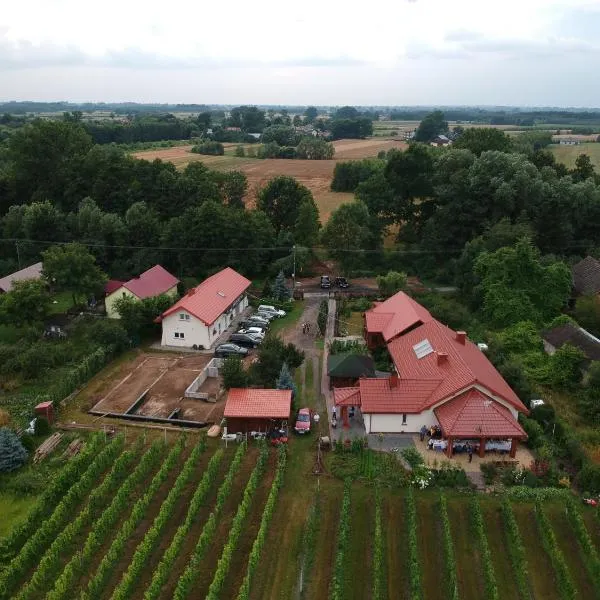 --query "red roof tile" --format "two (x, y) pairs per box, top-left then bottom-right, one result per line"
(333, 387), (362, 407)
(364, 291), (432, 342)
(122, 265), (179, 299)
(105, 279), (125, 295)
(162, 267), (251, 325)
(347, 378), (441, 413)
(224, 388), (292, 419)
(434, 389), (527, 438)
